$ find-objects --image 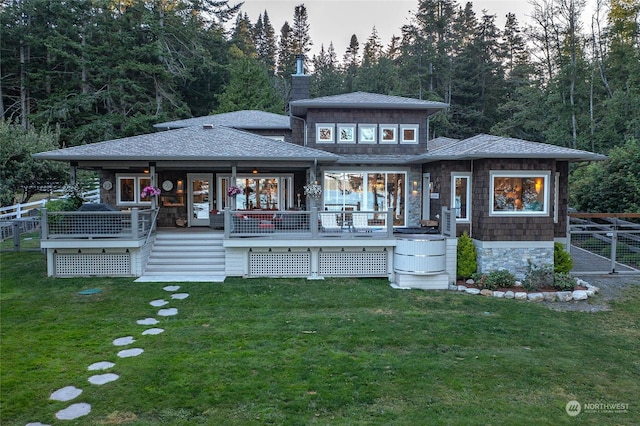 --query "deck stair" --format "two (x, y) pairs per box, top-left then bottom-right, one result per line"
(136, 231), (226, 282)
